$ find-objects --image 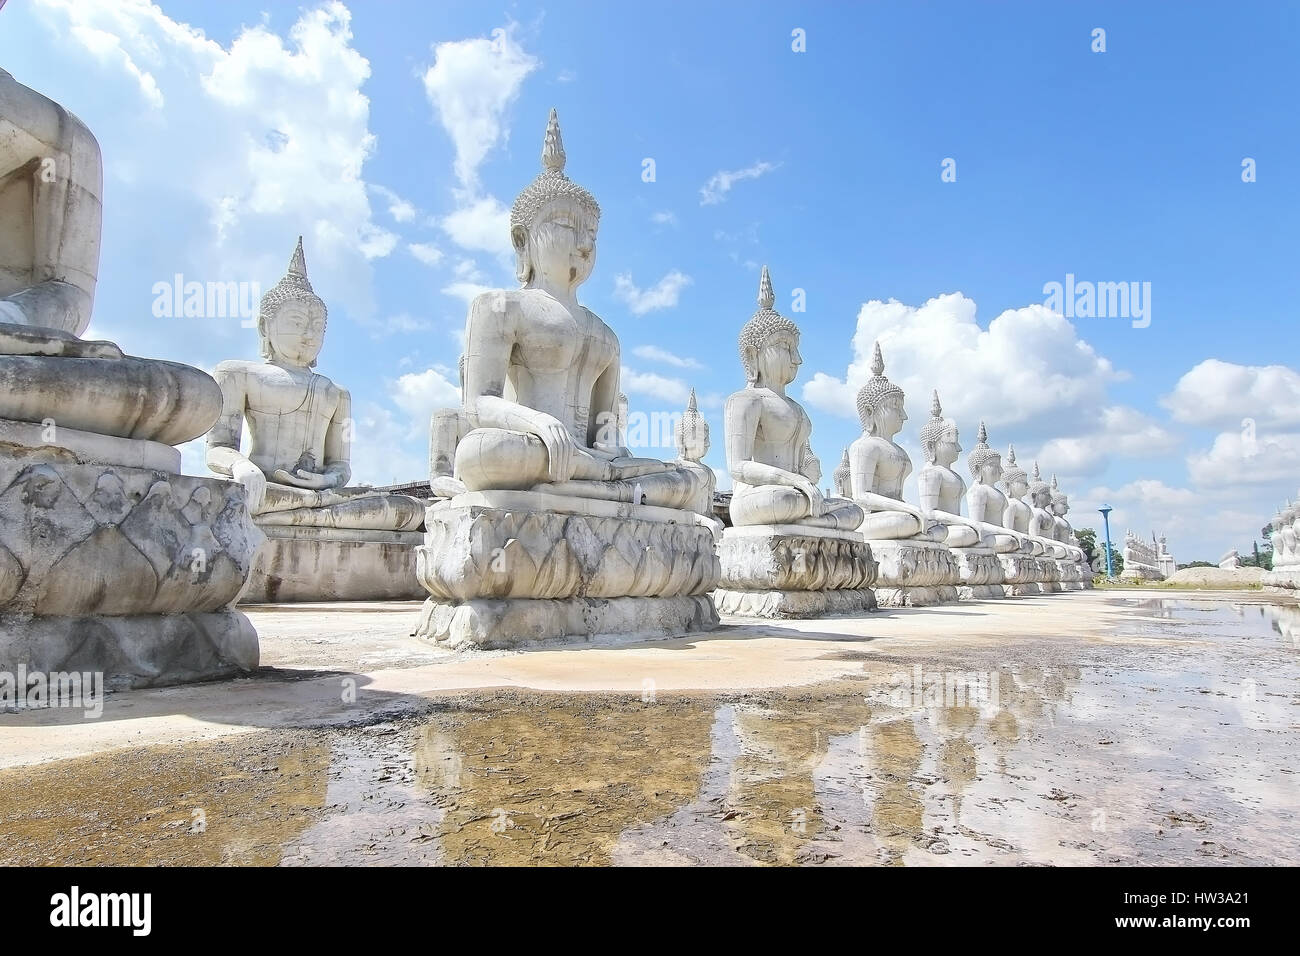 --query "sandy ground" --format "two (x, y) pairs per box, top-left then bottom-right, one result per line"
(1, 589), (1297, 865)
